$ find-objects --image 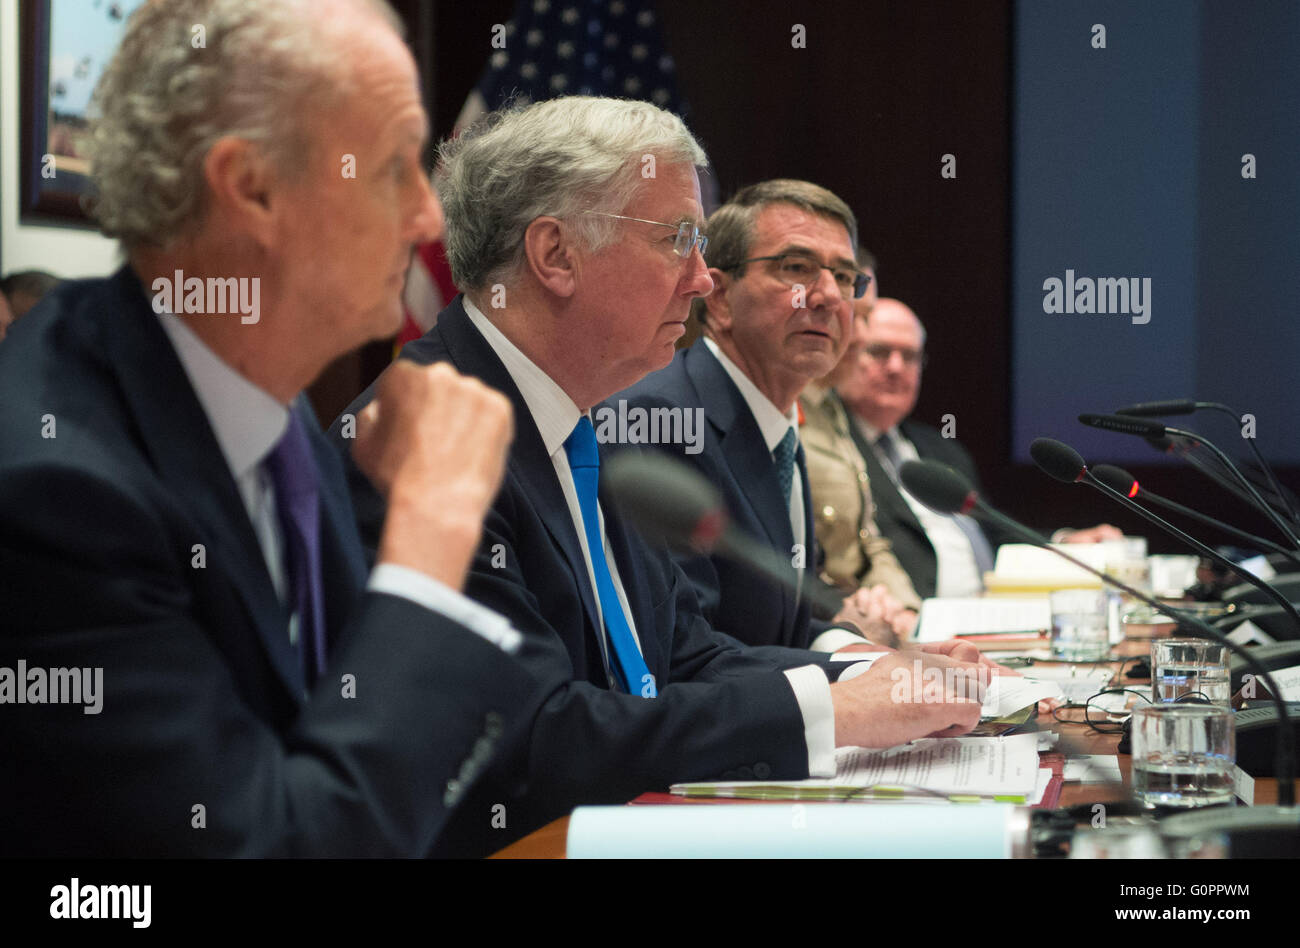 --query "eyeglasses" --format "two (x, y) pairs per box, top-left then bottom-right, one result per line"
(582, 212), (708, 260)
(718, 251), (871, 301)
(863, 343), (927, 369)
